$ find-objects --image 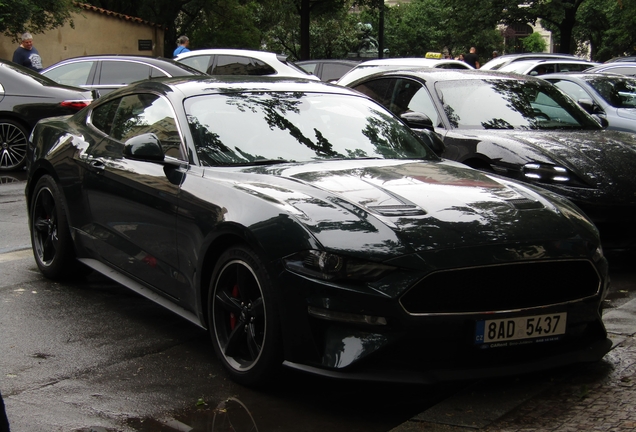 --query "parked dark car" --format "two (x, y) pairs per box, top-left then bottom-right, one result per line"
(41, 55), (203, 95)
(542, 72), (636, 133)
(583, 62), (636, 77)
(27, 76), (611, 386)
(343, 68), (636, 251)
(0, 59), (92, 171)
(296, 59), (360, 81)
